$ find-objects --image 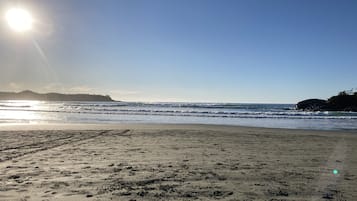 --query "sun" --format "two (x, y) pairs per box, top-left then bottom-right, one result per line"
(5, 8), (33, 33)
